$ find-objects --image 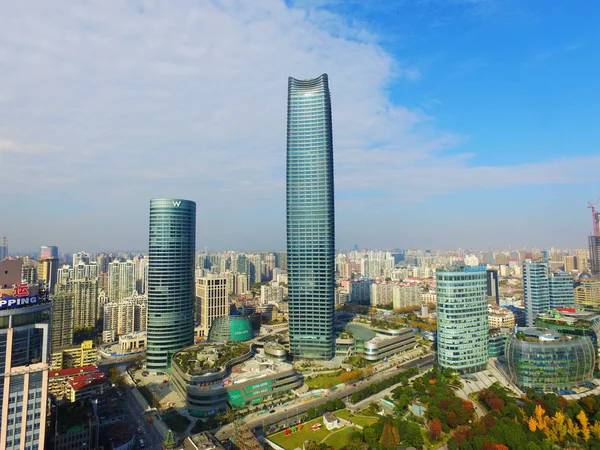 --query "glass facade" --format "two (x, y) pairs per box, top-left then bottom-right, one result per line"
(505, 330), (596, 392)
(523, 260), (549, 327)
(549, 272), (575, 309)
(437, 266), (489, 373)
(147, 199), (196, 371)
(286, 74), (335, 360)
